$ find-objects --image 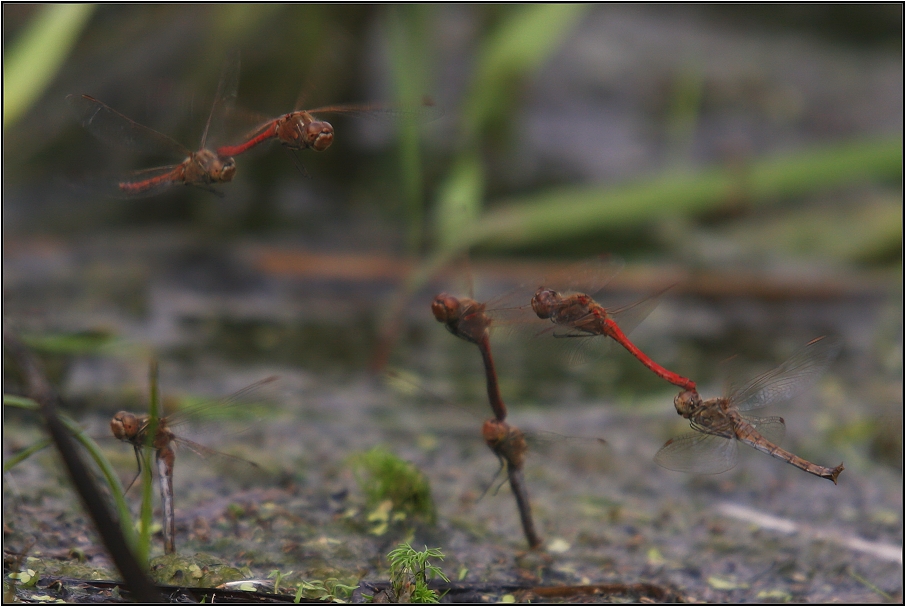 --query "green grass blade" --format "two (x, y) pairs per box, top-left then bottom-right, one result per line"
(3, 393), (138, 554)
(457, 136), (902, 251)
(3, 5), (95, 127)
(461, 5), (590, 141)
